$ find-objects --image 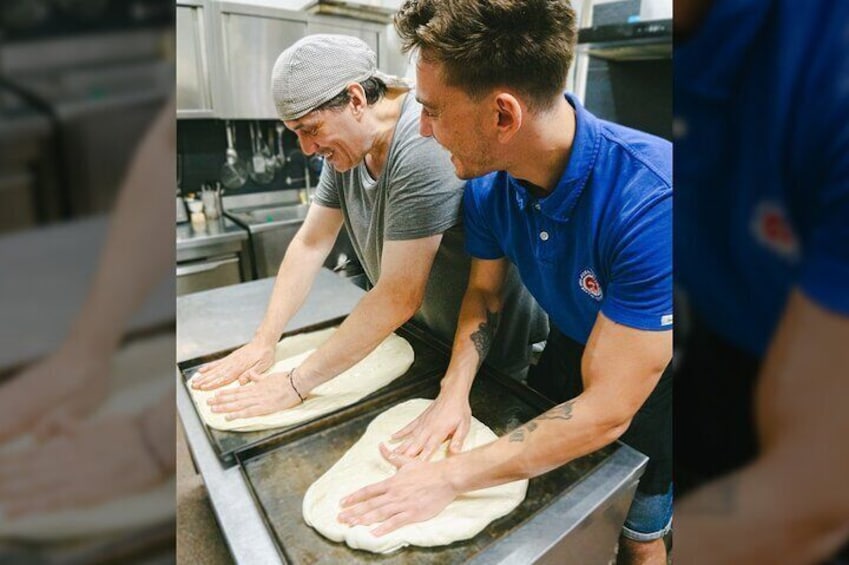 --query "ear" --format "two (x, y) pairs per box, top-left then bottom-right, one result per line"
(494, 93), (523, 143)
(347, 83), (368, 117)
